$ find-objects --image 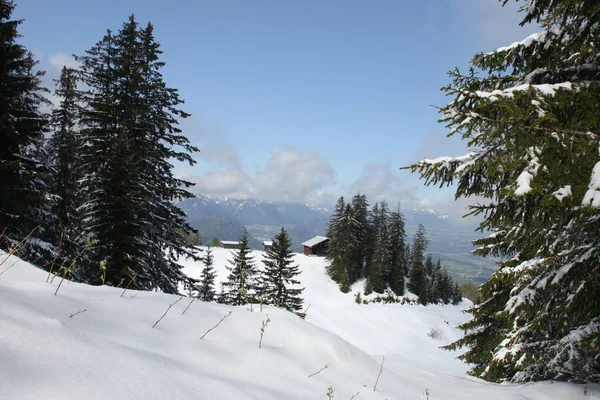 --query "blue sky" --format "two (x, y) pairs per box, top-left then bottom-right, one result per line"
(14, 0), (537, 215)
